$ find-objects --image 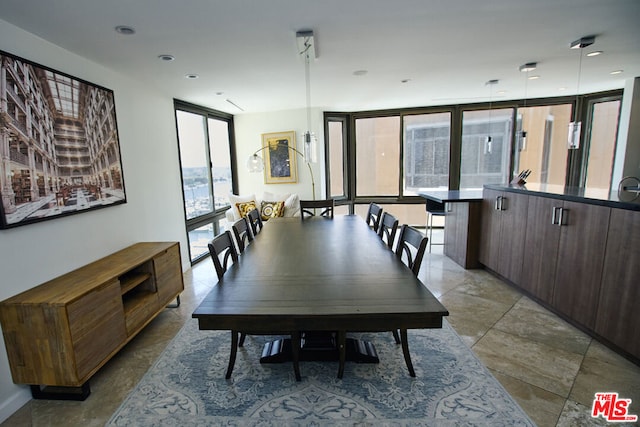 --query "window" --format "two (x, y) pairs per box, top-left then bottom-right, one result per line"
(460, 108), (513, 189)
(403, 112), (451, 194)
(583, 99), (621, 191)
(514, 104), (572, 186)
(175, 102), (235, 263)
(327, 118), (346, 198)
(355, 116), (400, 196)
